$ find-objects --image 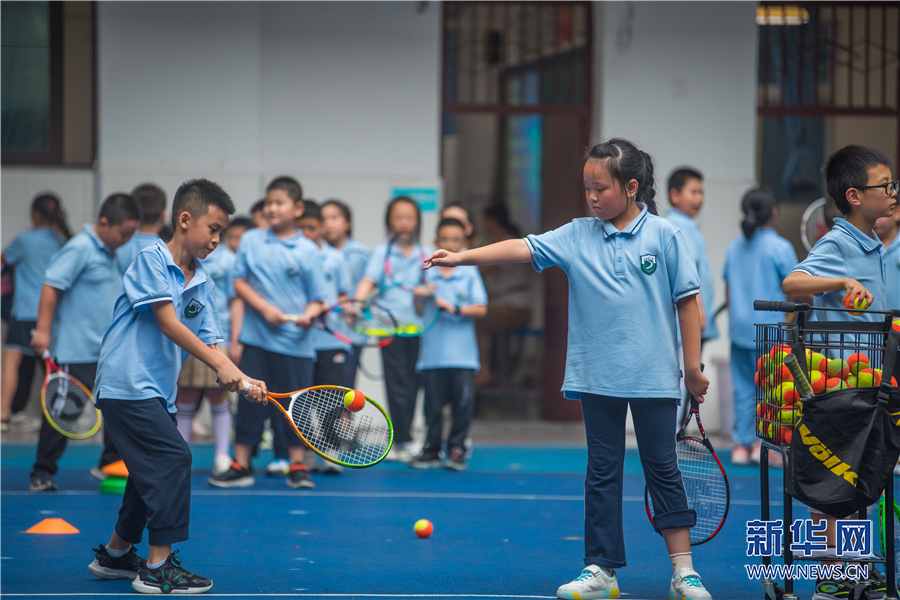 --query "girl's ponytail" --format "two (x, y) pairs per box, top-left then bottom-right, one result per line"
(32, 193), (71, 241)
(584, 139), (659, 216)
(740, 187), (778, 240)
